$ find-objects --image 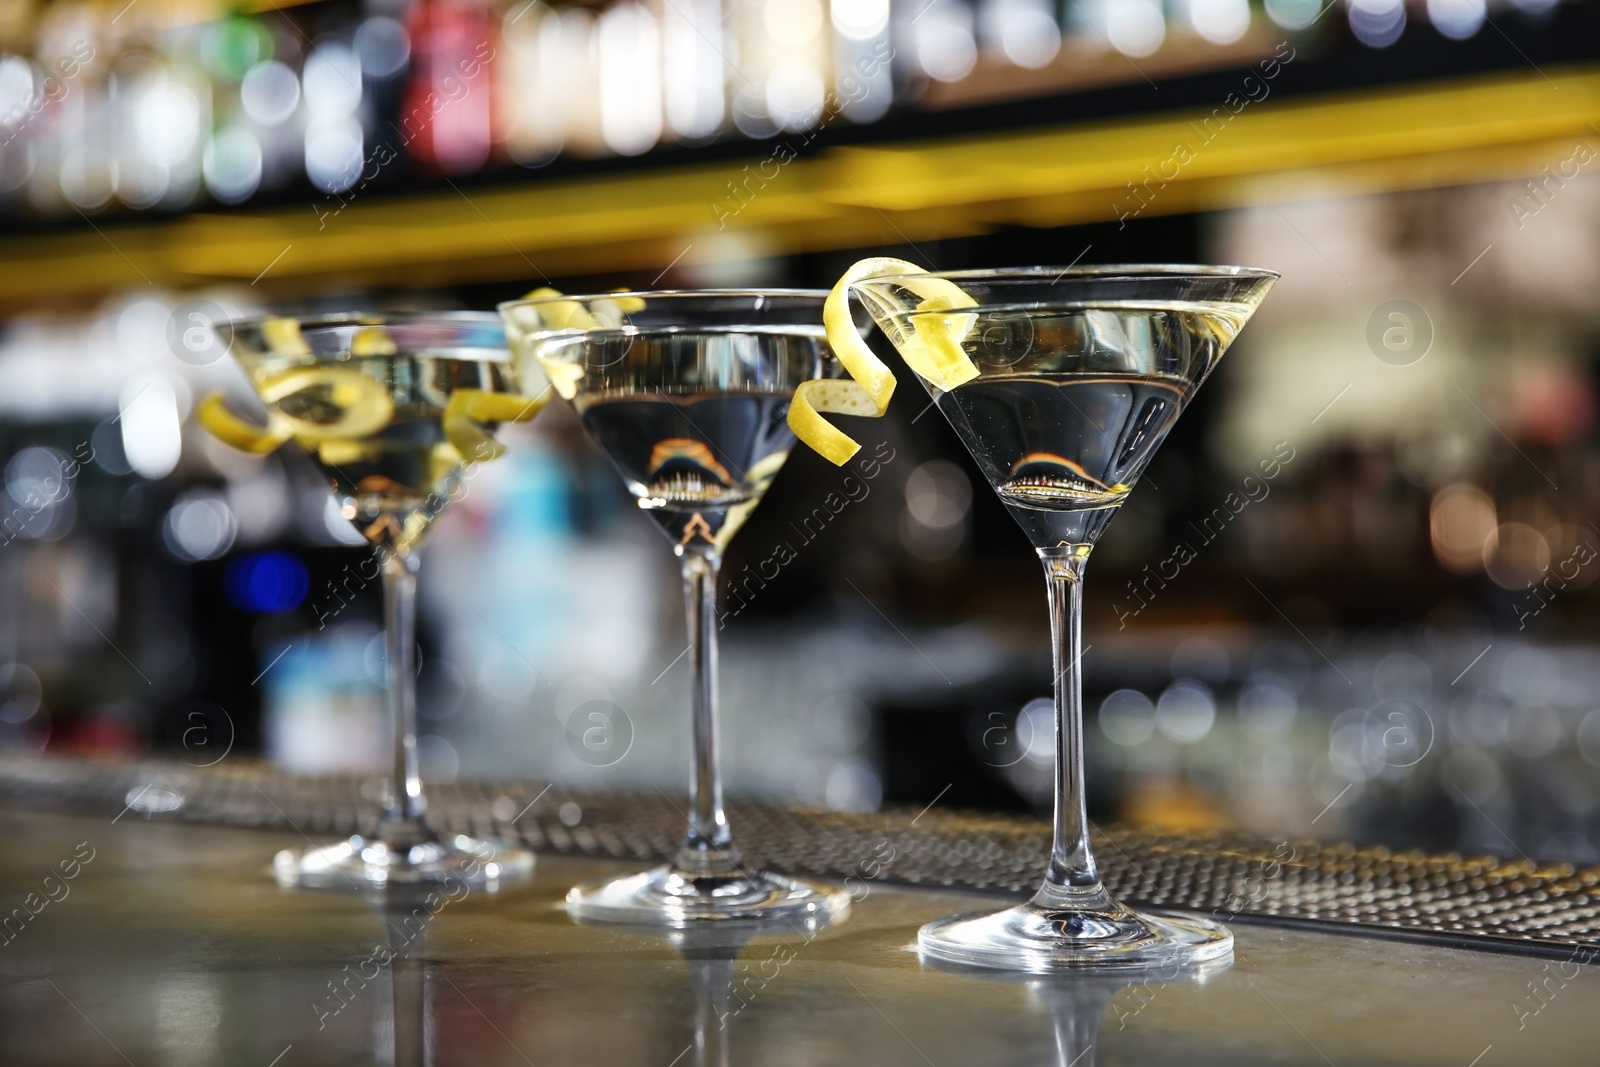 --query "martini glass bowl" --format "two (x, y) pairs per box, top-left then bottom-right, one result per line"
(203, 311), (540, 890)
(852, 265), (1277, 970)
(500, 289), (852, 926)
